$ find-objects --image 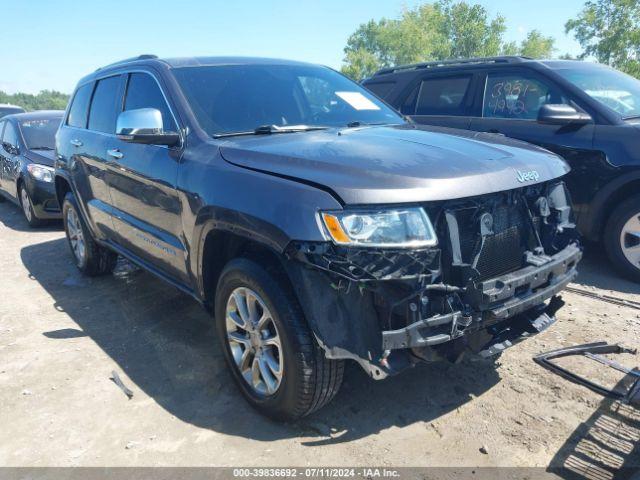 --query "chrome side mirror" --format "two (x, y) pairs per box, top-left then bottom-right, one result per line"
(116, 108), (179, 146)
